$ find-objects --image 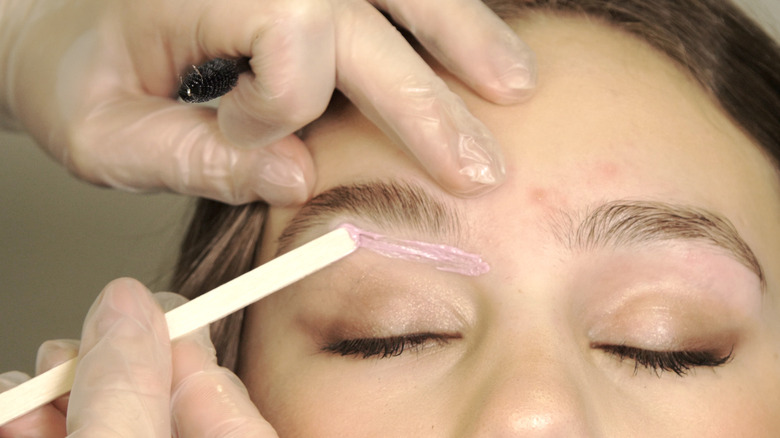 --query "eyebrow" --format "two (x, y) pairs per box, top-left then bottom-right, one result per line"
(276, 181), (764, 287)
(275, 181), (462, 255)
(551, 200), (765, 287)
